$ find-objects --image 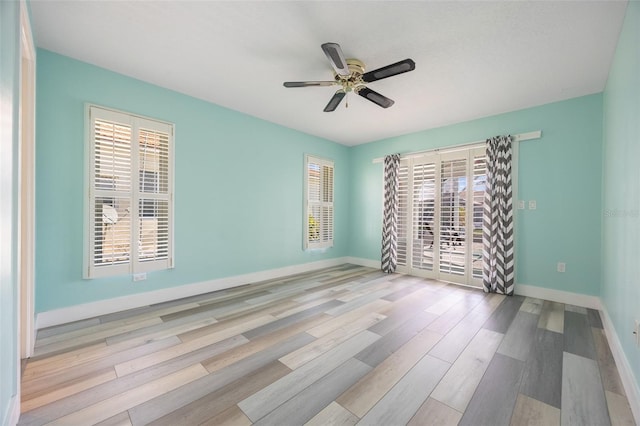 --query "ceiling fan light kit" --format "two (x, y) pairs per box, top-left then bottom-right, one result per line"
(284, 42), (415, 112)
